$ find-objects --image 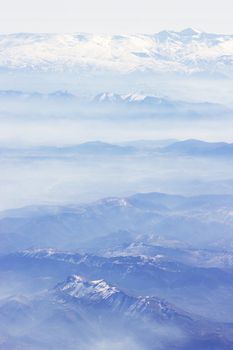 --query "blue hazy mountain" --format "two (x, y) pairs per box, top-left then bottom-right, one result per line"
(161, 139), (233, 157)
(1, 192), (233, 252)
(0, 139), (232, 161)
(0, 89), (76, 100)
